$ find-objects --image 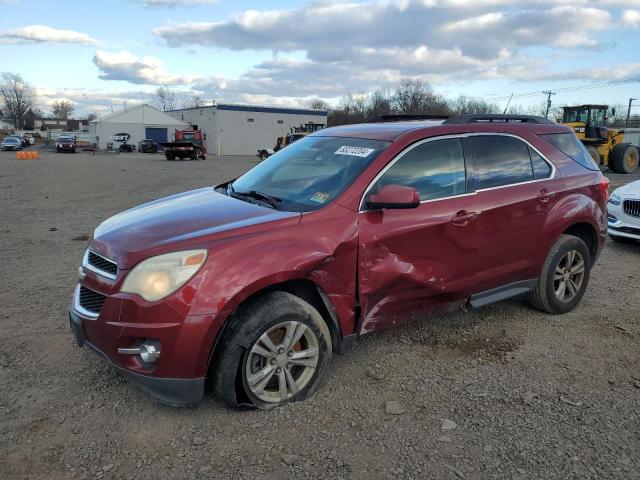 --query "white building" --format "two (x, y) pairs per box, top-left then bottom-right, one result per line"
(89, 104), (188, 150)
(167, 104), (327, 156)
